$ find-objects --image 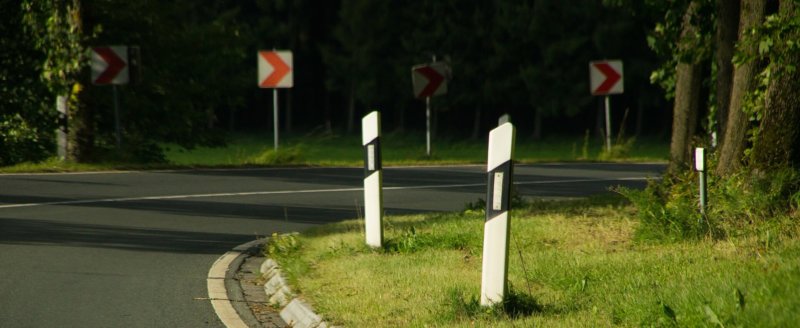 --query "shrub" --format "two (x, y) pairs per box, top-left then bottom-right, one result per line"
(0, 114), (52, 166)
(617, 165), (800, 242)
